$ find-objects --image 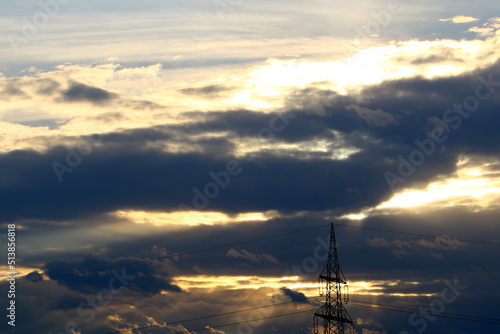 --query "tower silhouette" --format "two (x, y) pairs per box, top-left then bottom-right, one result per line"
(313, 223), (354, 334)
